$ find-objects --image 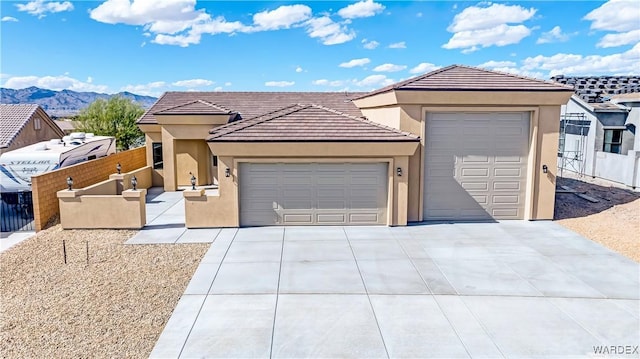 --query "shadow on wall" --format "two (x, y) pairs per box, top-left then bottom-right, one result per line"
(554, 177), (640, 220)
